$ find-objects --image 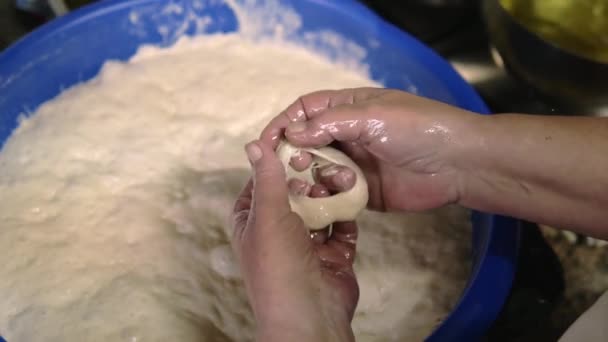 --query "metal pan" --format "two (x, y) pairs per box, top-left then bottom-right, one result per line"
(482, 0), (608, 115)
